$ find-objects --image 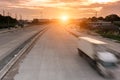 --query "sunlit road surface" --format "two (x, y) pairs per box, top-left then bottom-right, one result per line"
(2, 24), (120, 80)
